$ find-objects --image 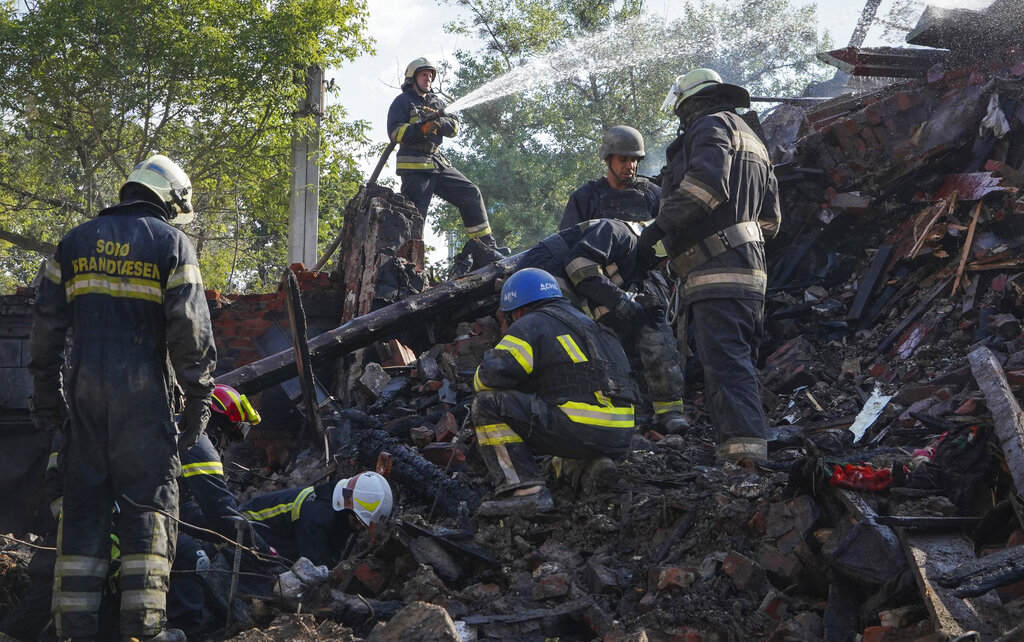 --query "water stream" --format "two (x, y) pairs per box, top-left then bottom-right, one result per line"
(444, 16), (710, 114)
